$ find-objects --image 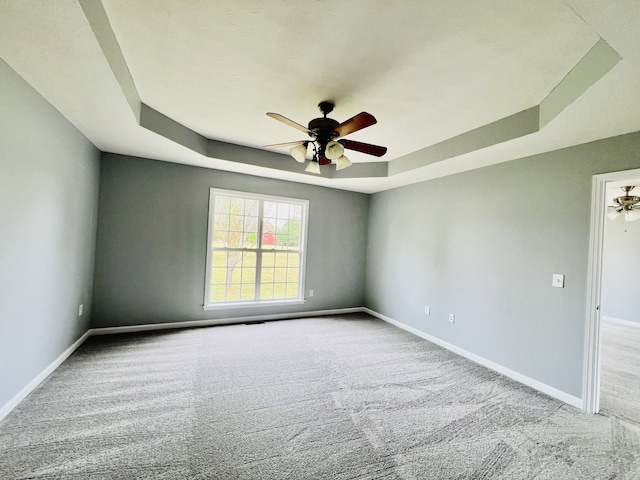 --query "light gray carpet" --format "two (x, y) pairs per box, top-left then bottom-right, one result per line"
(600, 318), (640, 426)
(1, 313), (639, 479)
